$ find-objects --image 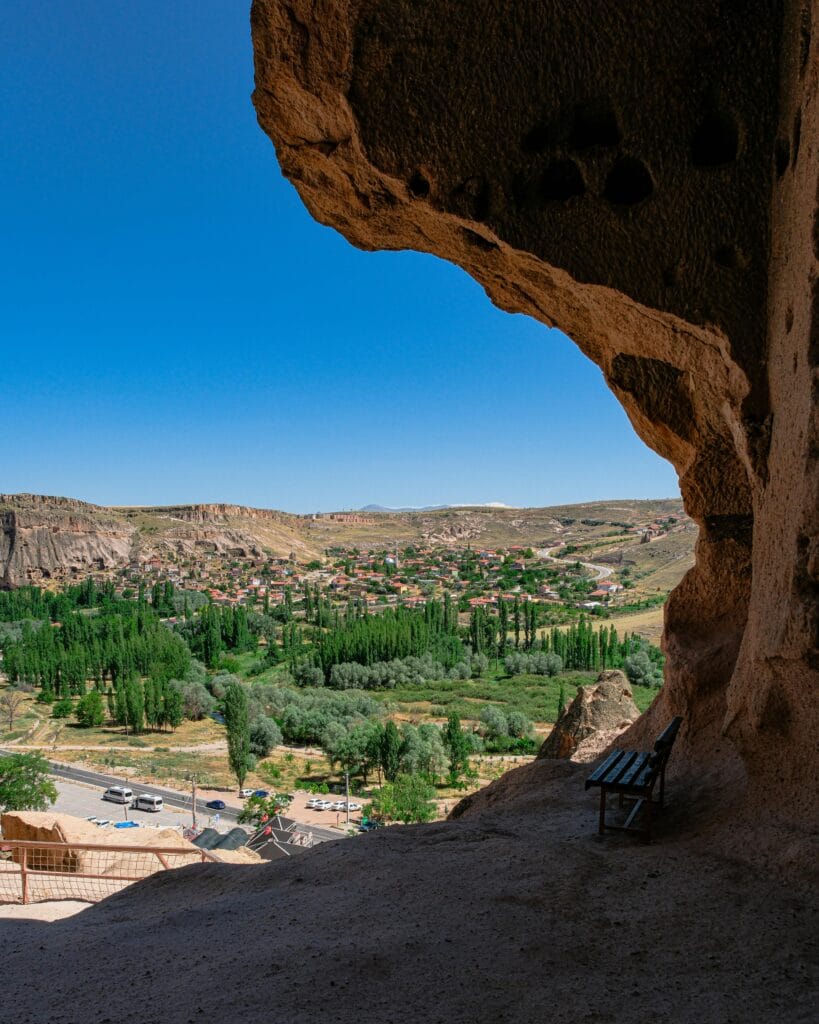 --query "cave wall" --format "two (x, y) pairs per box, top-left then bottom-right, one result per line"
(251, 0), (818, 821)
